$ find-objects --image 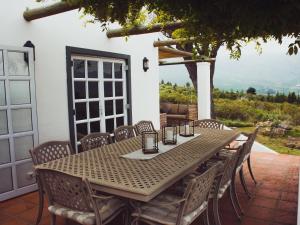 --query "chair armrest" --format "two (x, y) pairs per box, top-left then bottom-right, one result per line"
(91, 194), (115, 200)
(148, 198), (186, 207)
(240, 132), (250, 137)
